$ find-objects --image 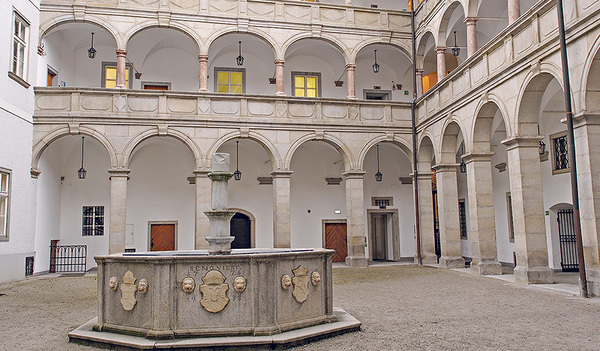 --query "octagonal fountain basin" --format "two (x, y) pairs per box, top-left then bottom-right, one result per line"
(92, 248), (337, 339)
